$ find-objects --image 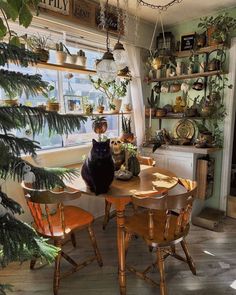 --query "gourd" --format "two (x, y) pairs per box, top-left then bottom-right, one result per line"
(128, 156), (140, 176)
